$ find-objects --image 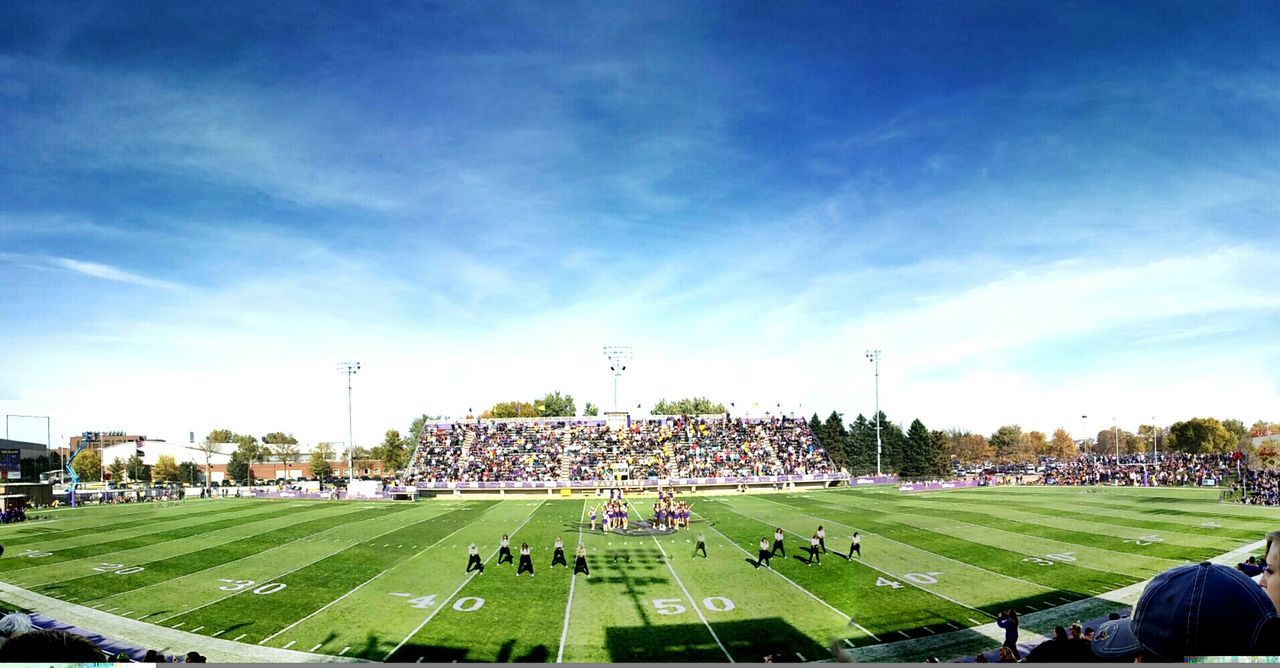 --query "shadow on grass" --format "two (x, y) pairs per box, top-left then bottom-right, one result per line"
(606, 617), (826, 662)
